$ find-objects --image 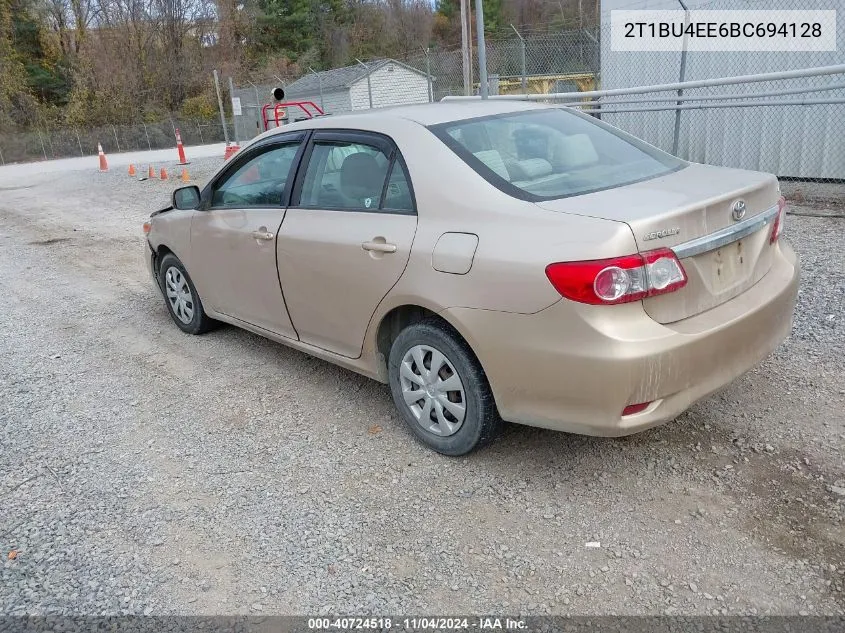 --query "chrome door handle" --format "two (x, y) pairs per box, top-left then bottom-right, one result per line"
(362, 241), (397, 253)
(251, 230), (274, 241)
